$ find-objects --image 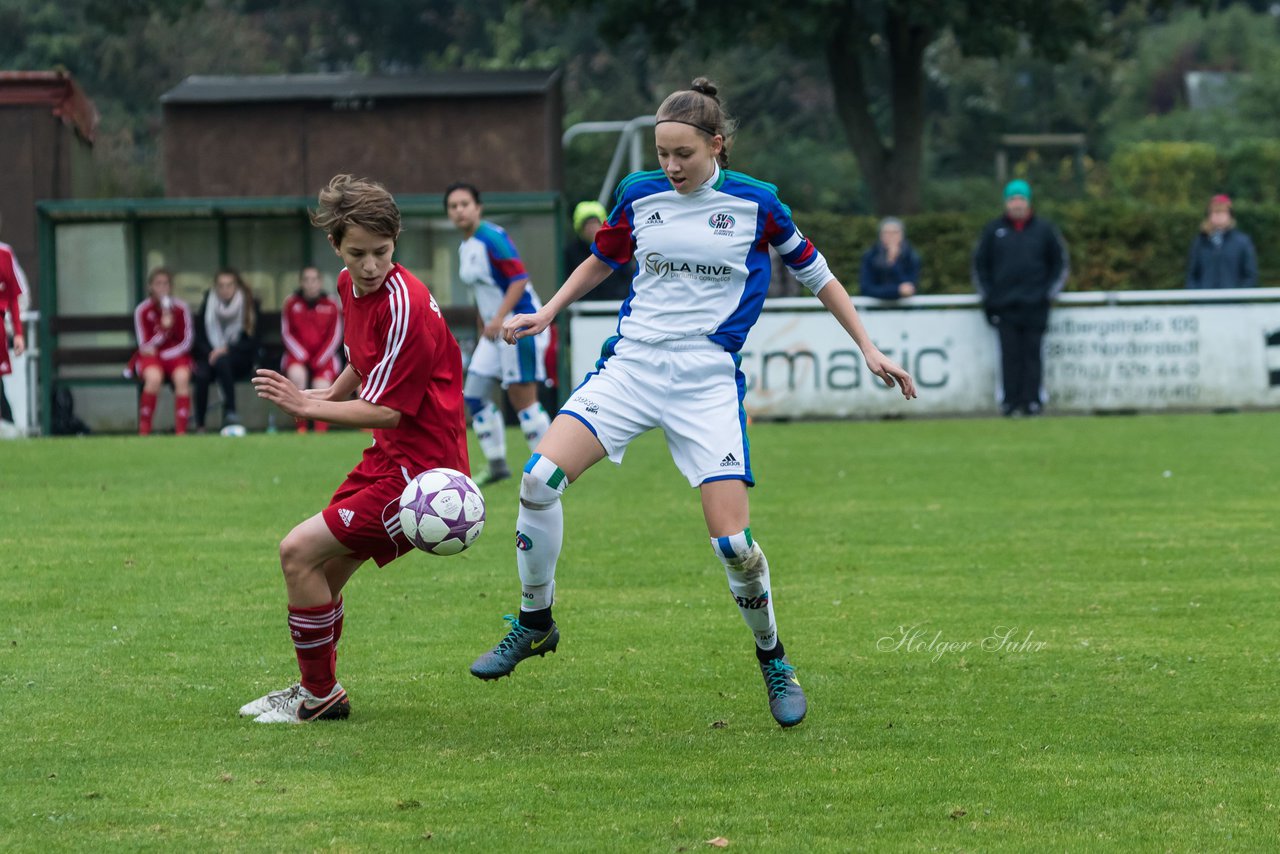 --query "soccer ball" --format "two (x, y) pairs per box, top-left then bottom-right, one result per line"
(220, 424), (247, 437)
(398, 468), (485, 556)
